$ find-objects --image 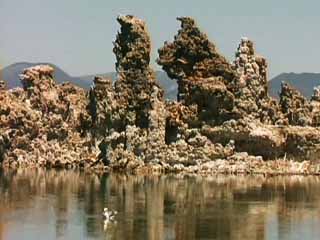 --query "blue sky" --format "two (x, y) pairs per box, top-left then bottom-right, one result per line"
(0, 0), (319, 77)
